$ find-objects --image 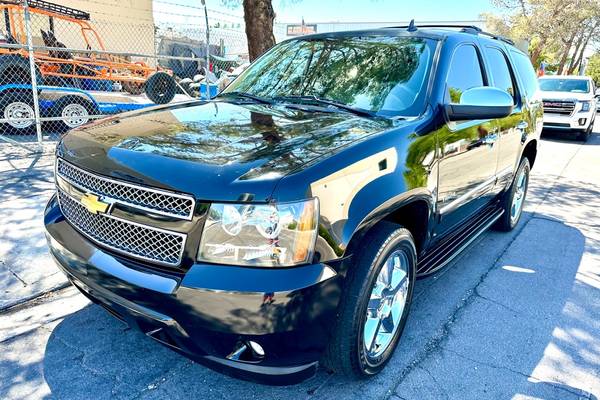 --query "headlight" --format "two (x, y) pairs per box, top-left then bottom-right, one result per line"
(580, 101), (591, 112)
(198, 198), (319, 267)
